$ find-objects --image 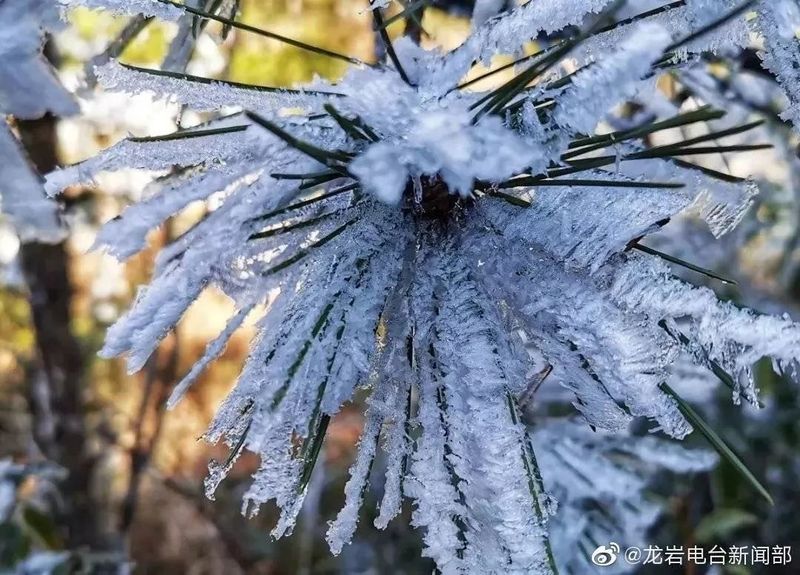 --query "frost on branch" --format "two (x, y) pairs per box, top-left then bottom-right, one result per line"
(47, 0), (800, 573)
(0, 126), (63, 242)
(95, 60), (333, 113)
(57, 0), (182, 20)
(0, 0), (76, 241)
(535, 422), (717, 574)
(753, 0), (800, 130)
(350, 105), (539, 203)
(553, 23), (671, 134)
